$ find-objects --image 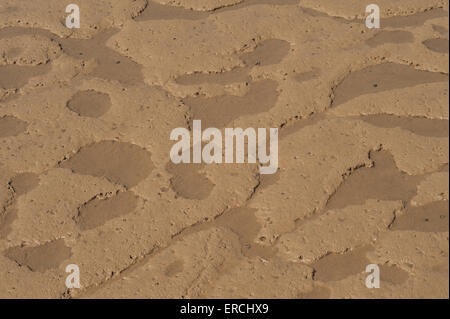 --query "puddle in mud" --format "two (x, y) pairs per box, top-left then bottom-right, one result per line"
(294, 69), (319, 83)
(0, 27), (56, 94)
(4, 47), (24, 60)
(298, 285), (331, 299)
(0, 207), (17, 239)
(360, 114), (449, 138)
(215, 207), (276, 259)
(259, 170), (280, 190)
(240, 39), (291, 67)
(0, 64), (51, 90)
(0, 26), (144, 85)
(166, 161), (214, 200)
(67, 89), (112, 118)
(391, 200), (449, 232)
(311, 246), (372, 282)
(4, 239), (72, 272)
(379, 264), (409, 285)
(280, 113), (326, 138)
(332, 62), (448, 106)
(366, 30), (414, 47)
(59, 29), (144, 85)
(0, 115), (28, 138)
(175, 37), (290, 86)
(326, 150), (422, 210)
(184, 79), (279, 128)
(76, 191), (139, 230)
(9, 172), (39, 196)
(0, 26), (56, 39)
(165, 259), (184, 277)
(432, 24), (449, 37)
(168, 205), (275, 259)
(60, 141), (154, 188)
(432, 261), (449, 274)
(175, 37), (288, 131)
(422, 38), (449, 54)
